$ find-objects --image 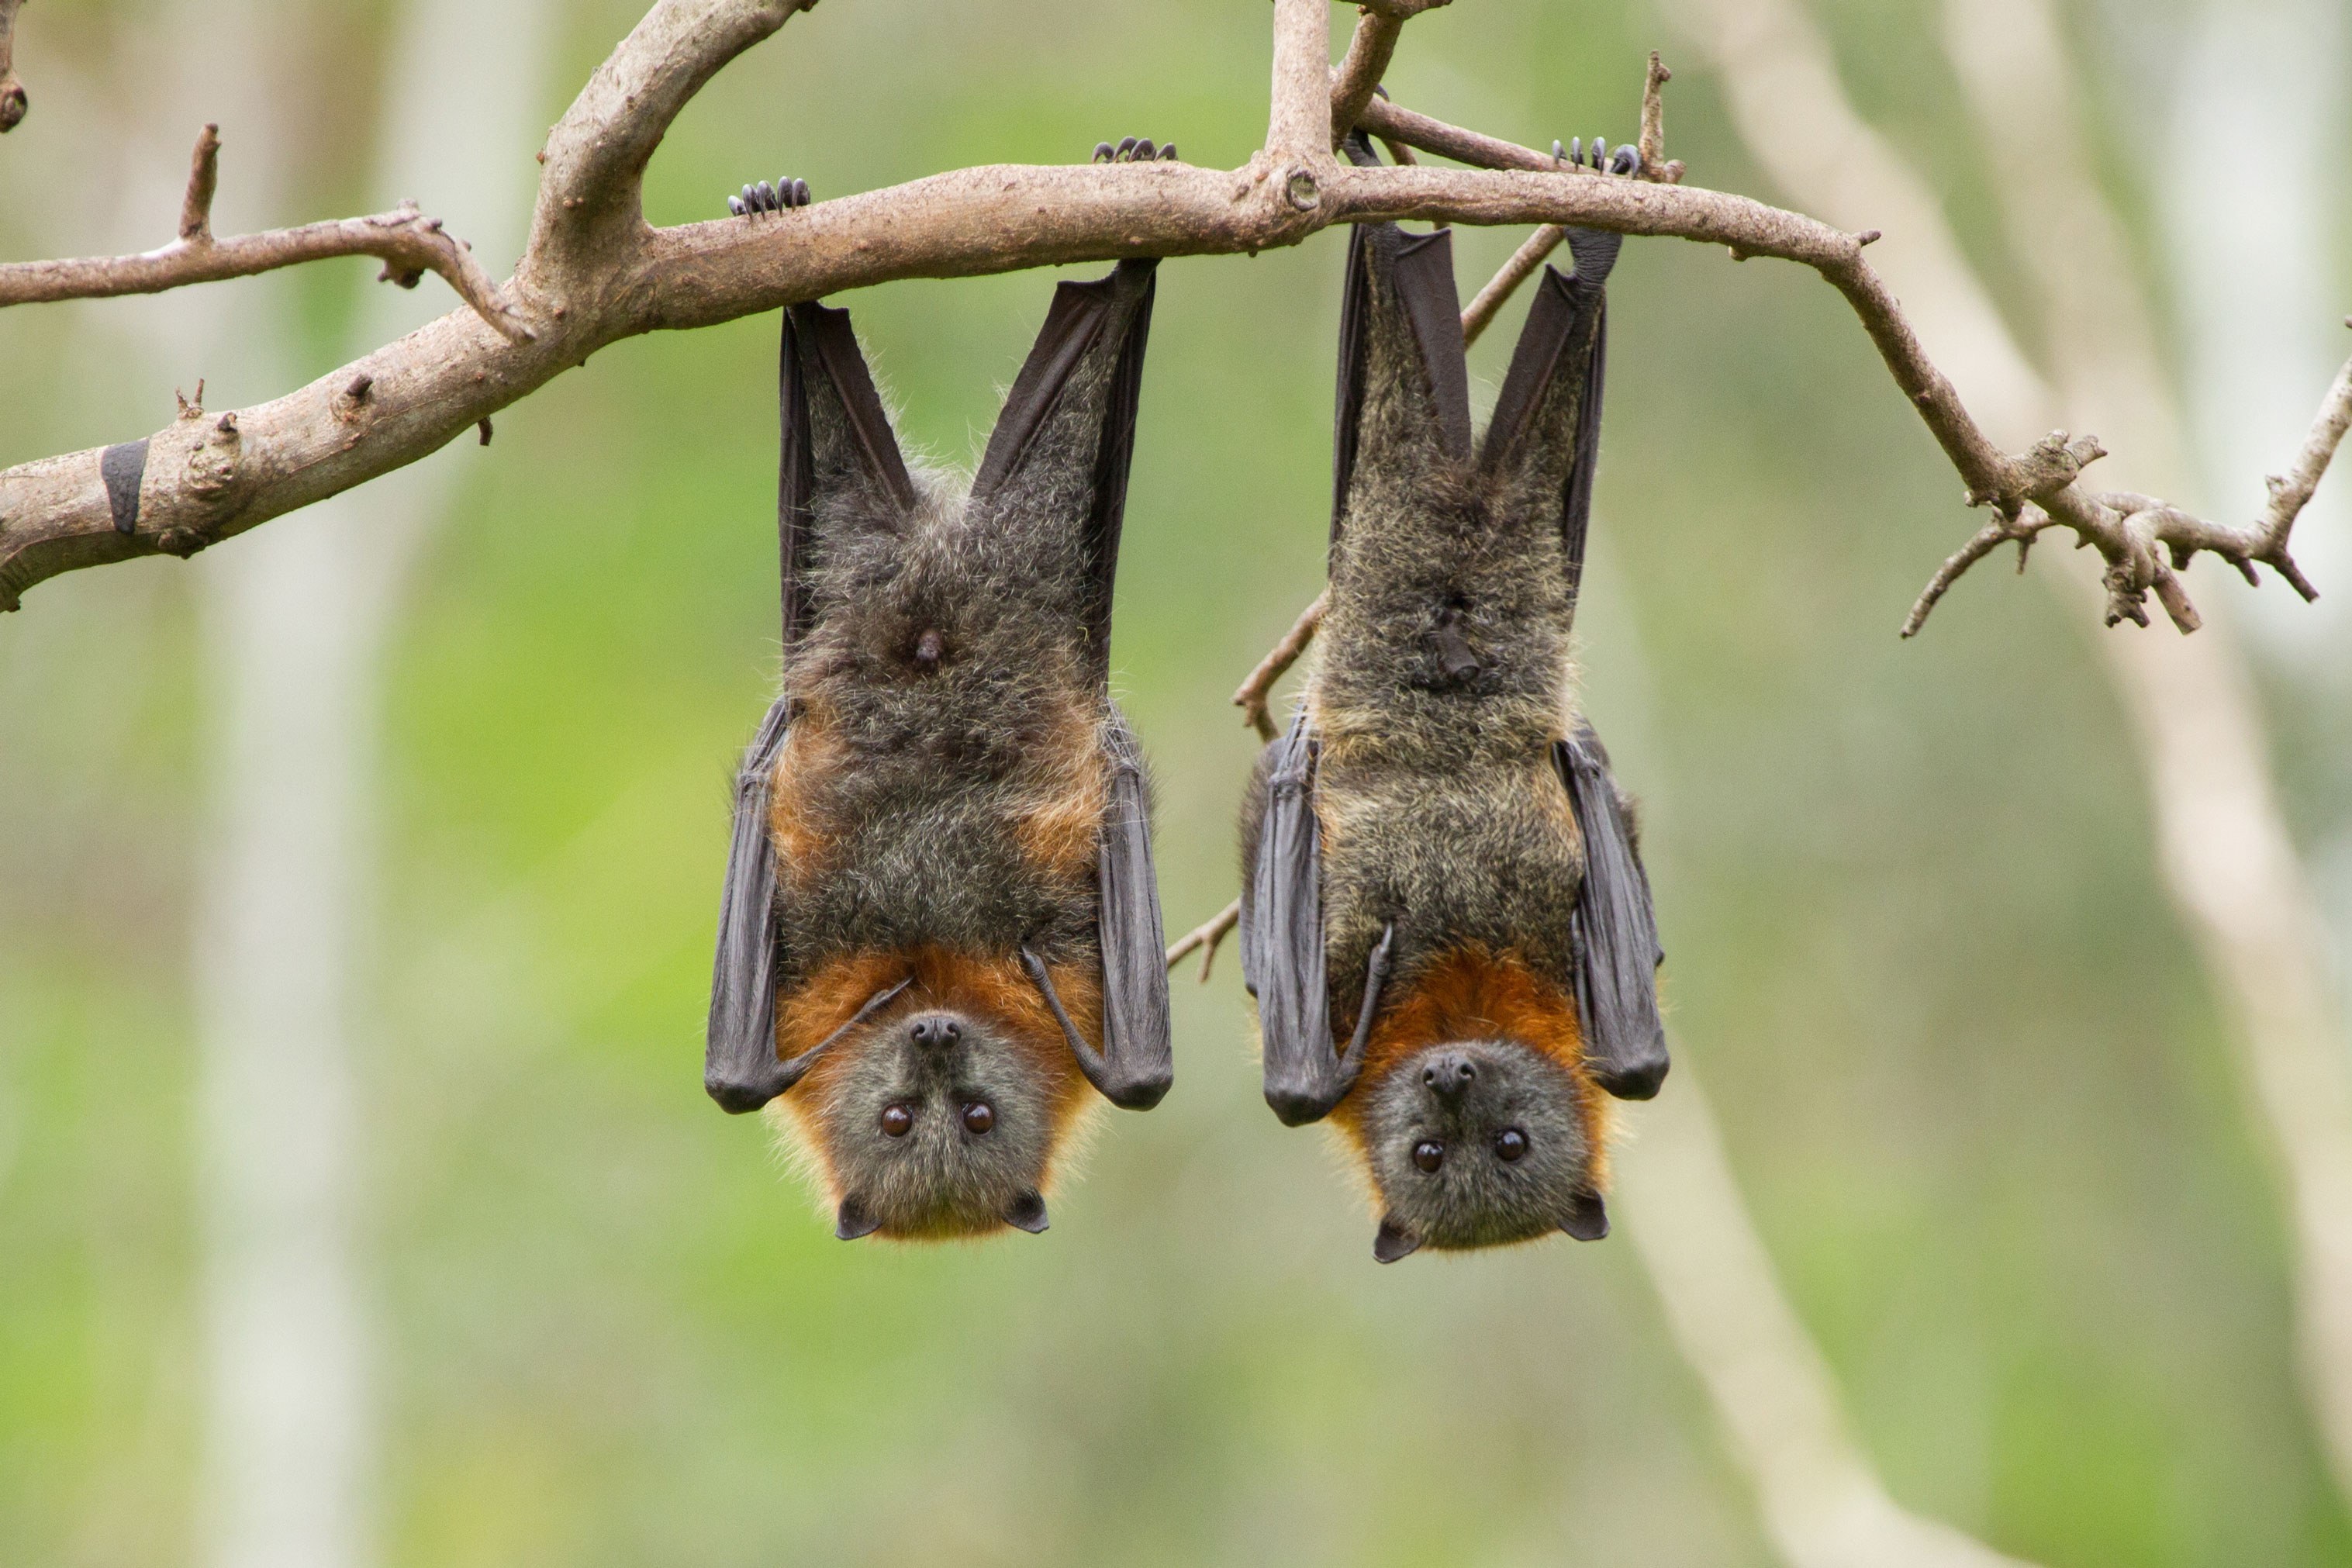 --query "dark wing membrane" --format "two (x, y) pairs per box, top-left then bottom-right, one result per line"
(972, 257), (1159, 685)
(1552, 720), (1668, 1100)
(705, 695), (796, 1112)
(709, 297), (917, 1110)
(1086, 714), (1173, 1109)
(1249, 713), (1358, 1125)
(1331, 136), (1473, 556)
(1479, 230), (1617, 630)
(779, 300), (918, 648)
